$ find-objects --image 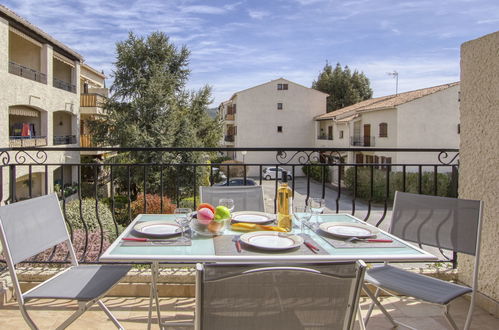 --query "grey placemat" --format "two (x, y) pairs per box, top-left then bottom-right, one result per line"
(214, 234), (328, 255)
(316, 230), (406, 249)
(120, 221), (192, 246)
